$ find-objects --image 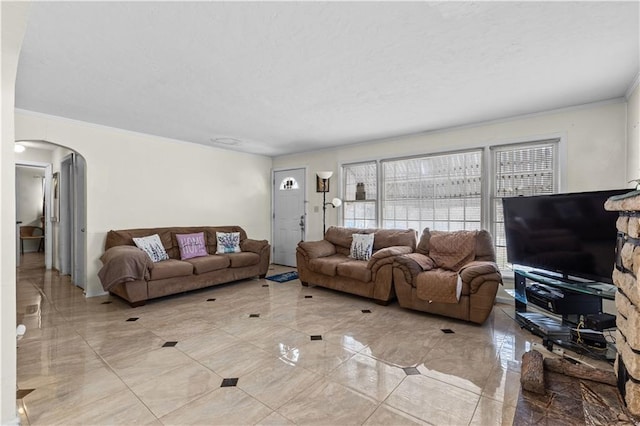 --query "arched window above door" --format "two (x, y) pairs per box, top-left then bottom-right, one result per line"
(279, 177), (299, 190)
